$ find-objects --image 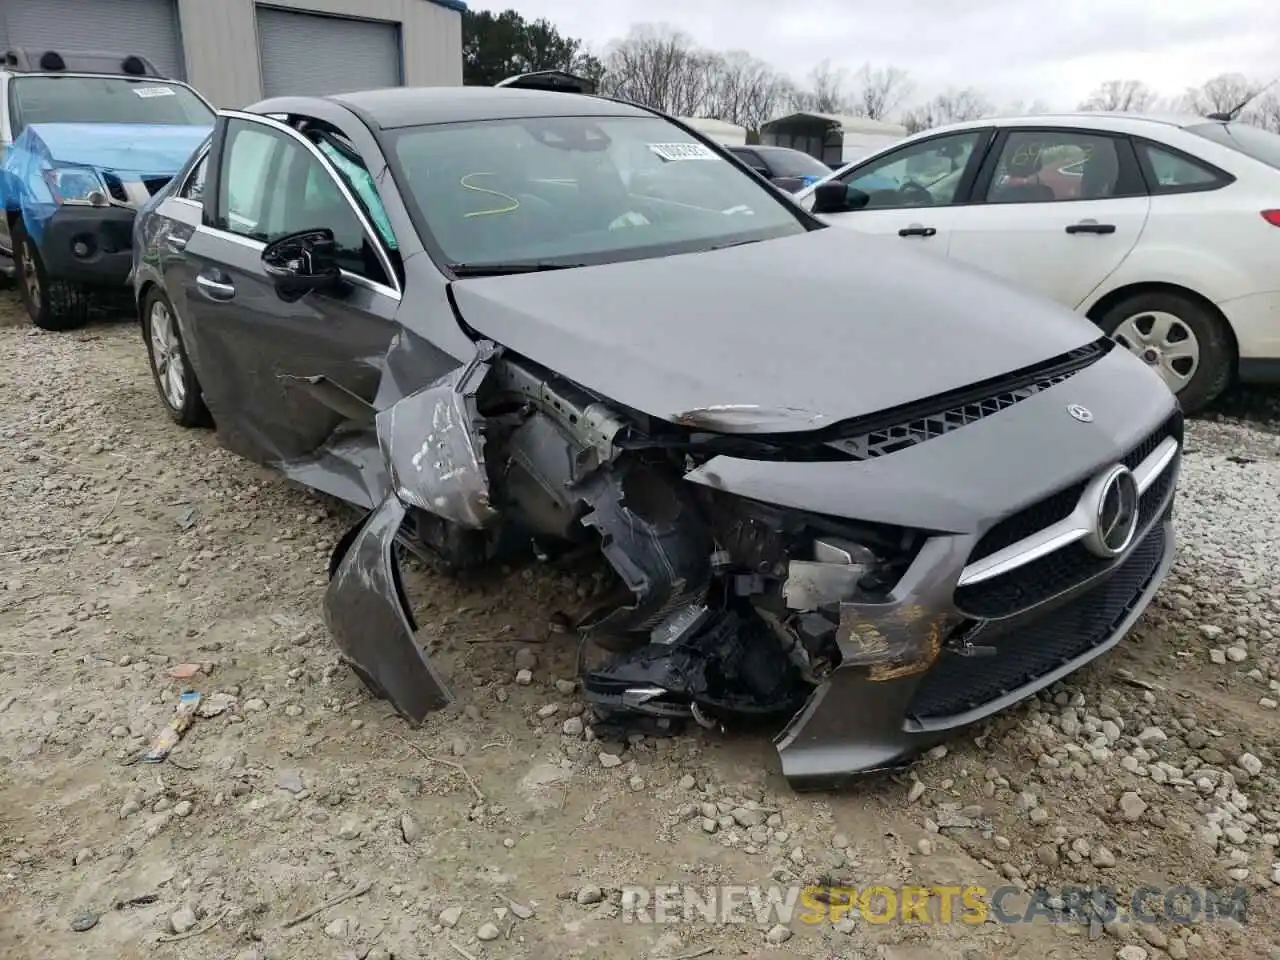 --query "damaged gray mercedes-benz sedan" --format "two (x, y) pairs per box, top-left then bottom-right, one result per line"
(130, 86), (1181, 789)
